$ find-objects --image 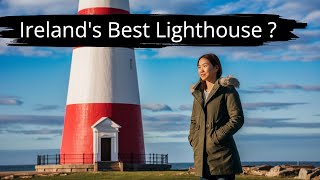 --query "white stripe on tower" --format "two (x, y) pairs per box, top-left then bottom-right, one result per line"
(67, 47), (140, 105)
